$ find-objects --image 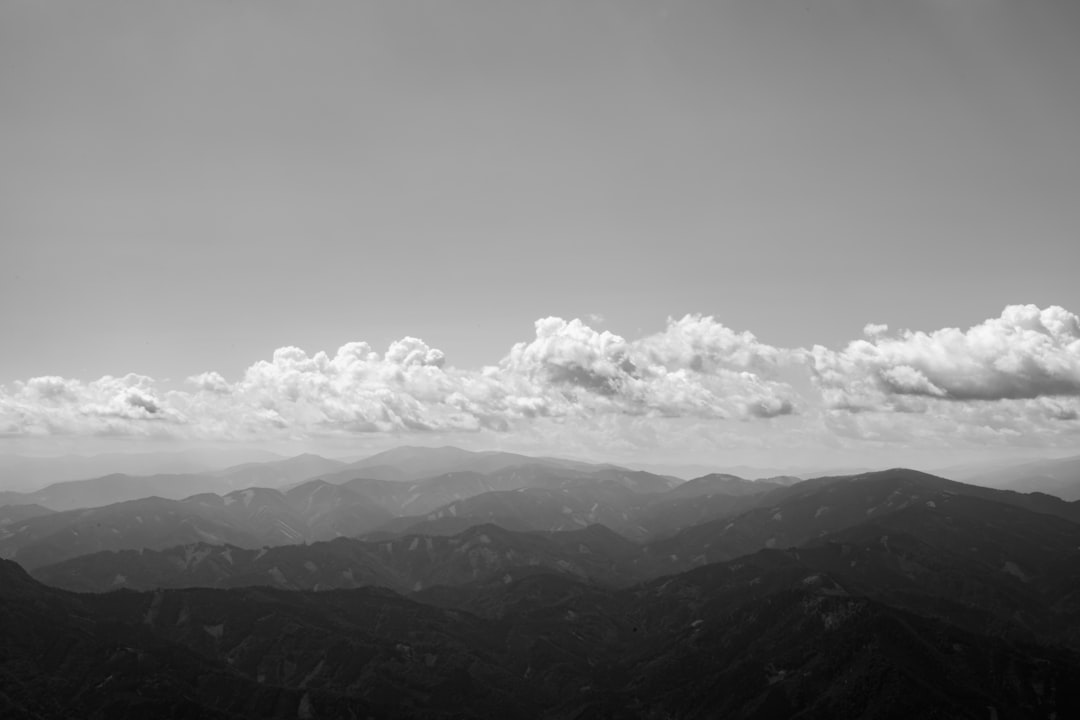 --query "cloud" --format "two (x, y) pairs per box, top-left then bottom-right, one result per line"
(863, 323), (889, 338)
(187, 371), (230, 394)
(0, 373), (183, 437)
(496, 315), (796, 420)
(0, 315), (797, 441)
(214, 338), (475, 435)
(810, 304), (1080, 409)
(2, 306), (1078, 455)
